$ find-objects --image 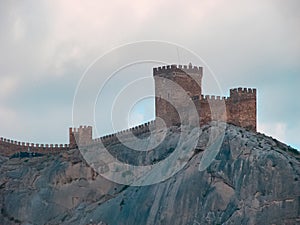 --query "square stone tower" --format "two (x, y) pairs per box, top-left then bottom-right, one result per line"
(153, 63), (203, 127)
(69, 126), (93, 148)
